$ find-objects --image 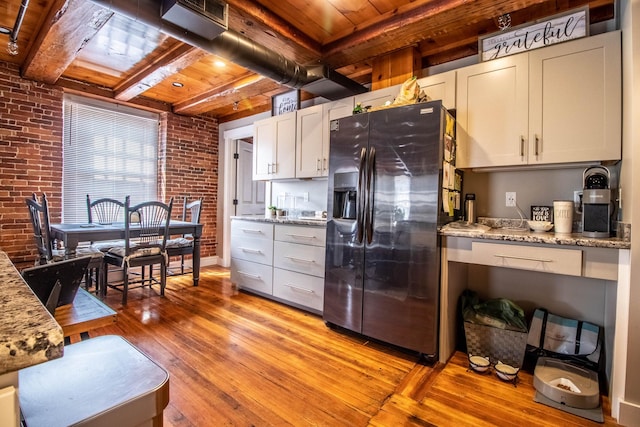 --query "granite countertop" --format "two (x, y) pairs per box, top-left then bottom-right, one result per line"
(0, 251), (64, 376)
(439, 218), (631, 250)
(231, 216), (327, 227)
